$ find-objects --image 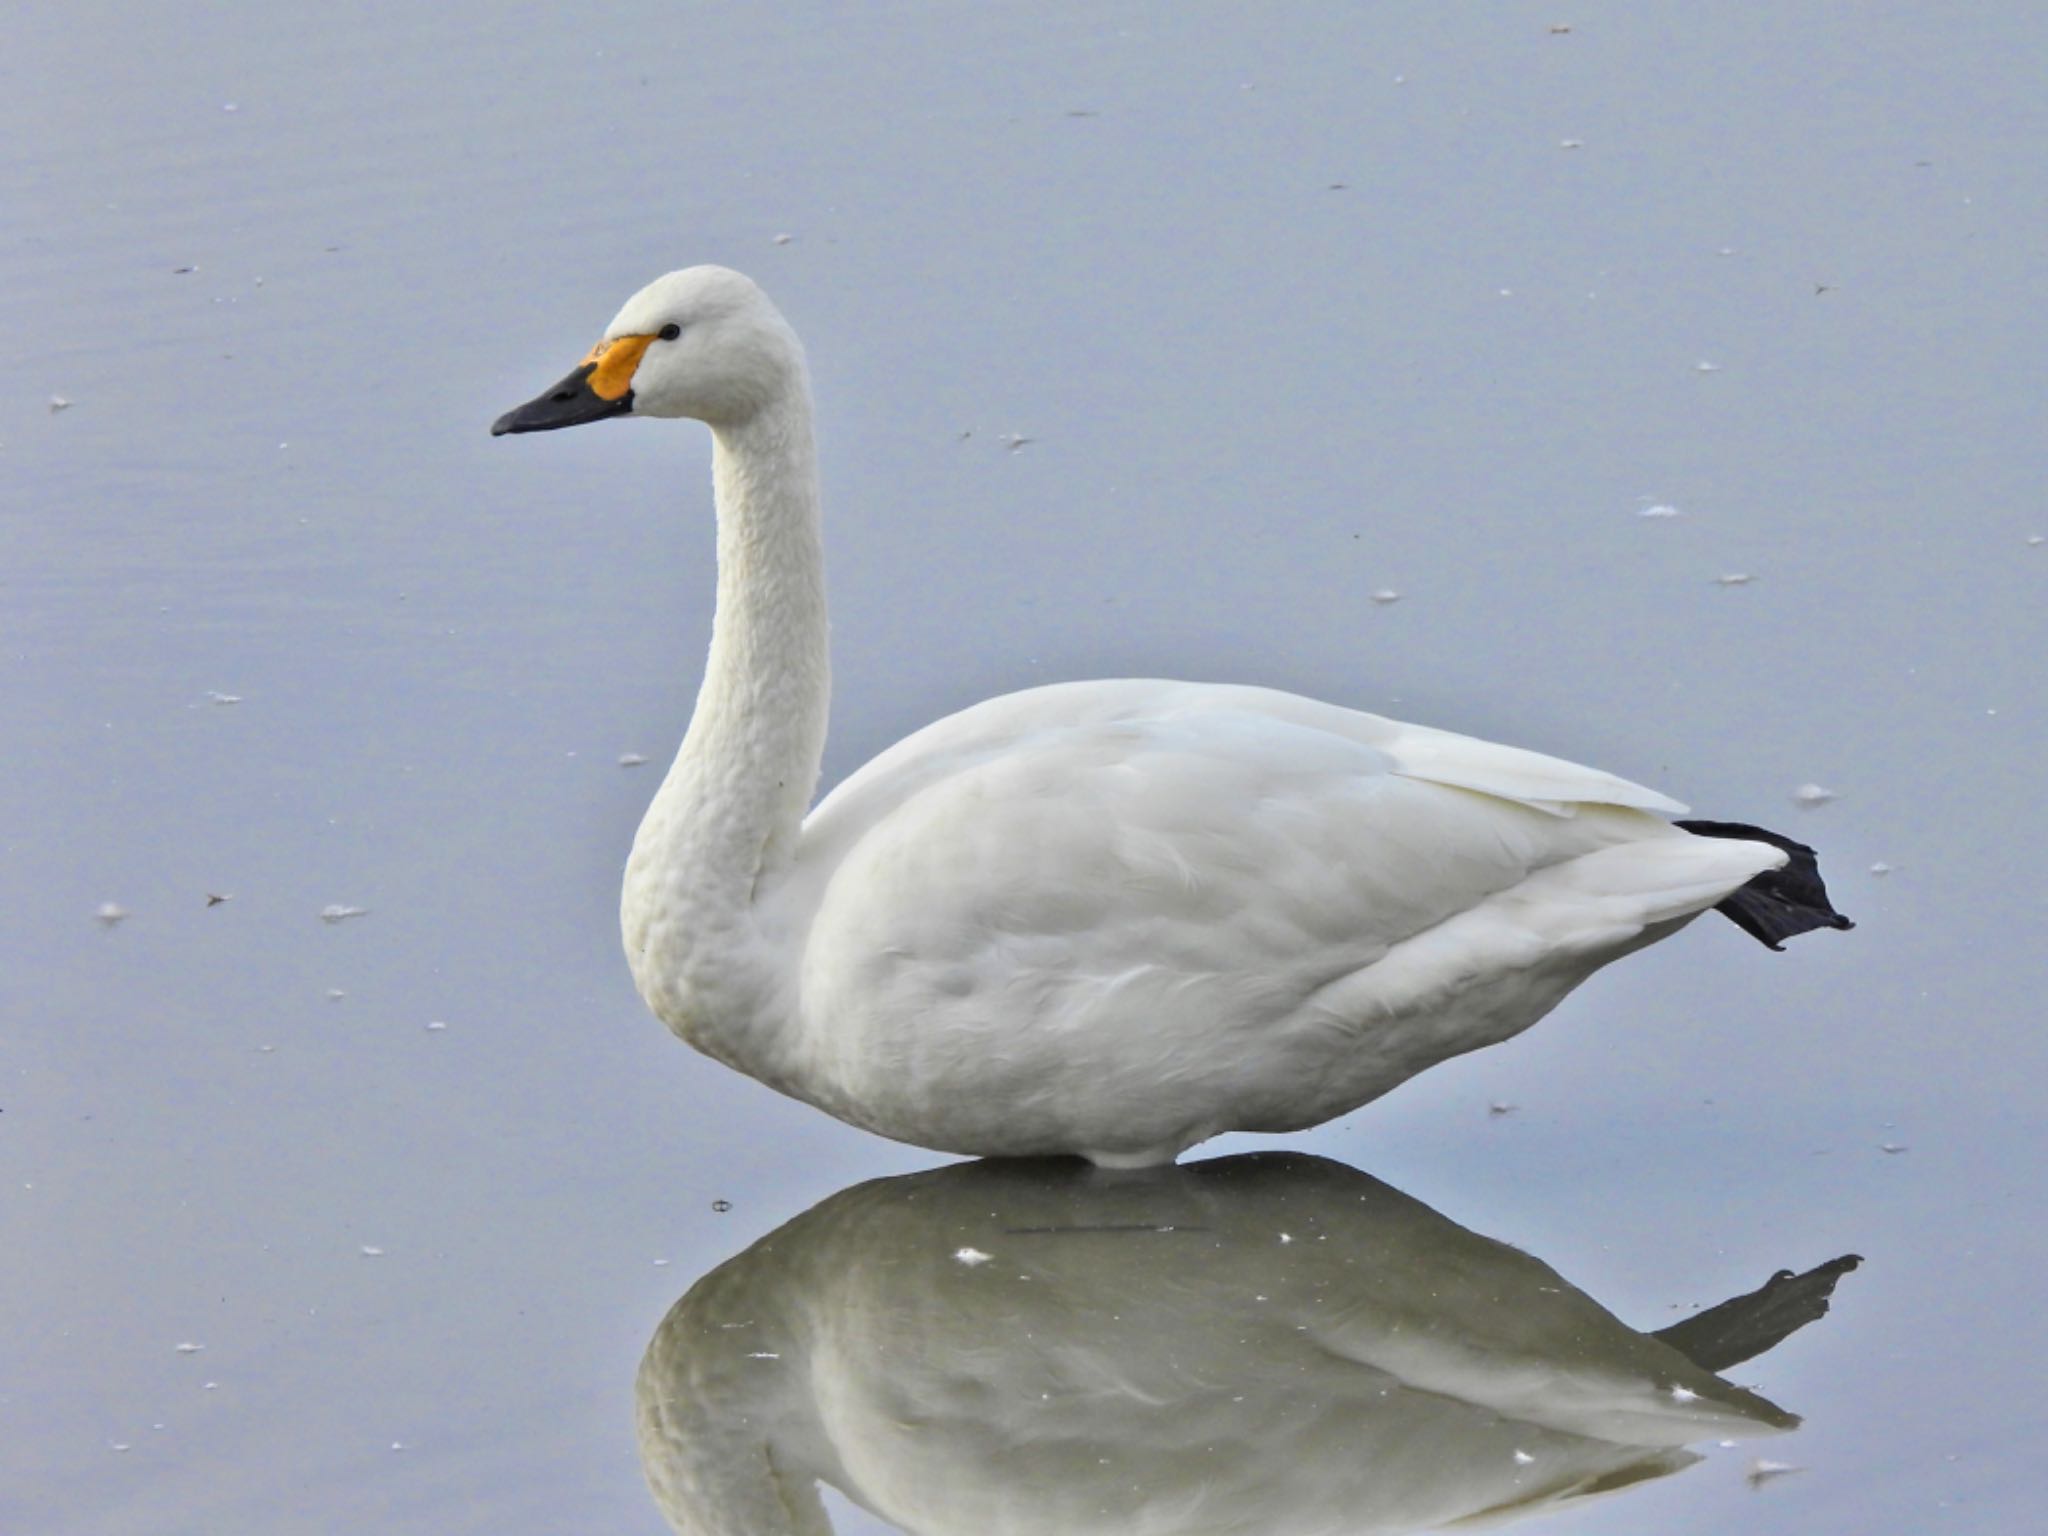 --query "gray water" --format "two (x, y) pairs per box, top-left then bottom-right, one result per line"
(7, 4), (2044, 1532)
